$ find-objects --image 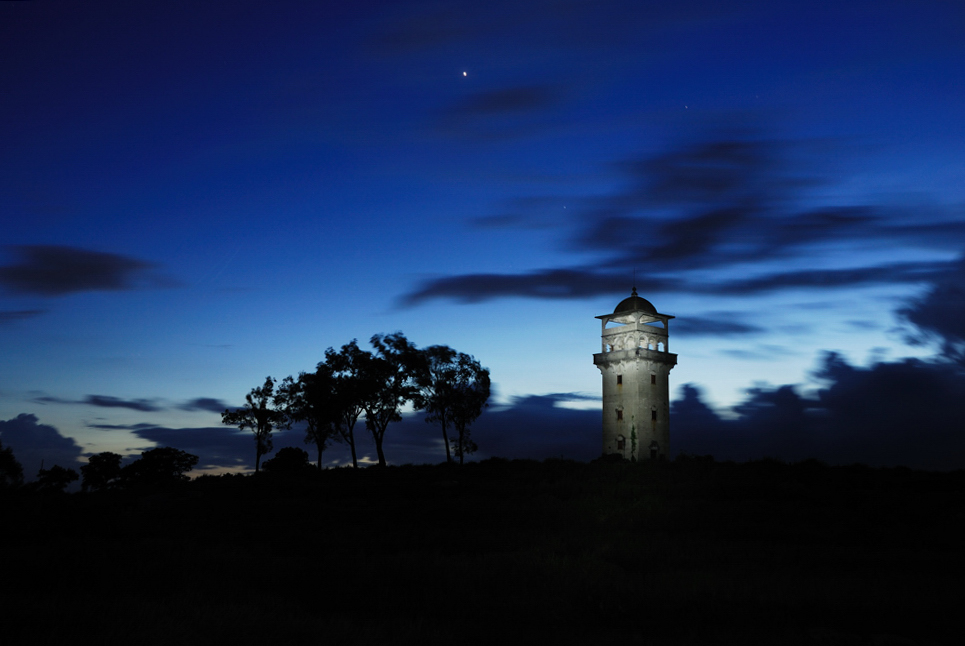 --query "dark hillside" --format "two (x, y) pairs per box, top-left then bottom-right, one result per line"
(3, 458), (962, 645)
